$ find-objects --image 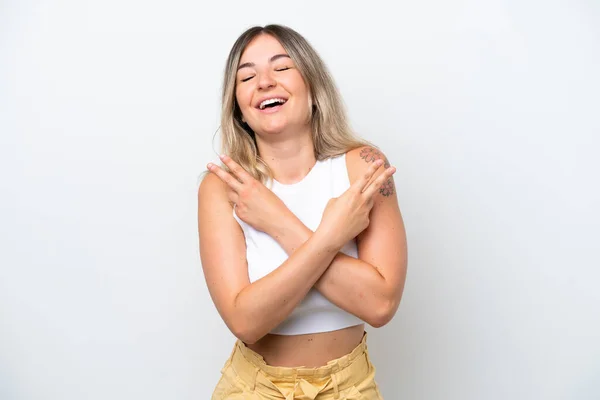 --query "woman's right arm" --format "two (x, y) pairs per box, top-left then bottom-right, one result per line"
(197, 173), (341, 344)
